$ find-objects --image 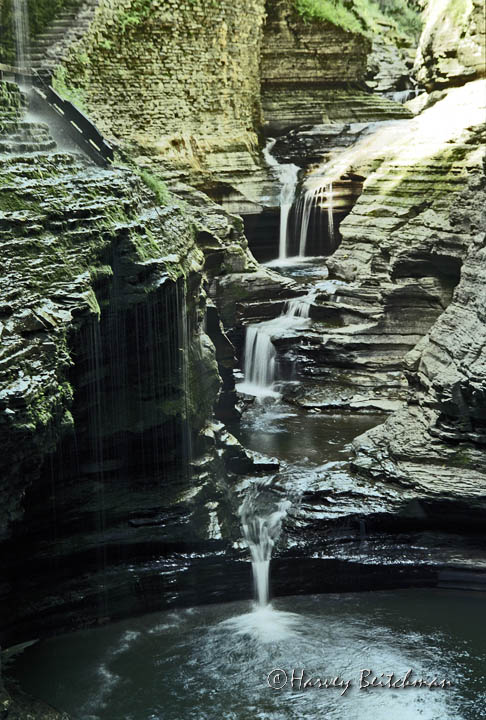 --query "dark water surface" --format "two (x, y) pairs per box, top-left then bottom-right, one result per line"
(10, 589), (486, 720)
(235, 399), (383, 466)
